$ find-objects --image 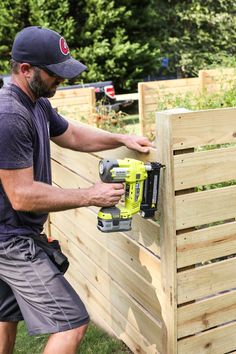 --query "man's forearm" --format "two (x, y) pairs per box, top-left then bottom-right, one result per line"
(12, 180), (125, 214)
(13, 181), (92, 213)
